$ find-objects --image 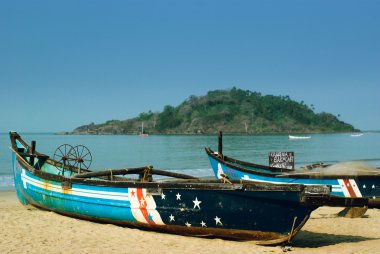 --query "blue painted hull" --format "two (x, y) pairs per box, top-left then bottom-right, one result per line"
(10, 153), (322, 244)
(11, 155), (317, 243)
(206, 148), (380, 208)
